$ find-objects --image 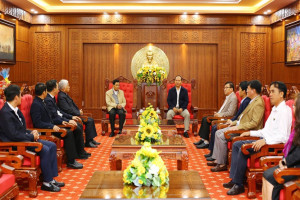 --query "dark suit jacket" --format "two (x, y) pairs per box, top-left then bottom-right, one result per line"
(30, 96), (60, 129)
(45, 94), (72, 124)
(0, 103), (34, 142)
(167, 86), (189, 110)
(57, 91), (80, 116)
(231, 97), (251, 121)
(285, 145), (300, 168)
